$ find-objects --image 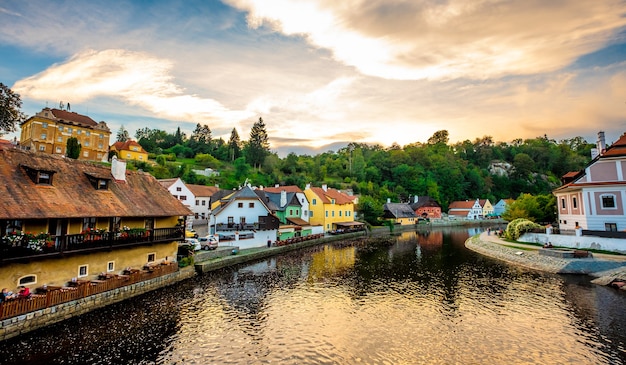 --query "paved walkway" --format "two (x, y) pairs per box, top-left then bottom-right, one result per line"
(467, 232), (626, 284)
